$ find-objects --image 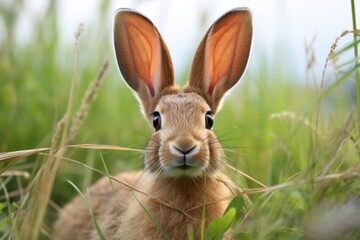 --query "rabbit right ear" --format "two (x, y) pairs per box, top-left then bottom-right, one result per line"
(114, 9), (177, 116)
(185, 8), (253, 113)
